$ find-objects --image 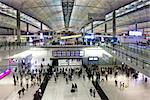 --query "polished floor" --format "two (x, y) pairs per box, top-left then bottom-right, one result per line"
(1, 71), (150, 100)
(42, 72), (101, 100)
(99, 73), (150, 100)
(0, 48), (150, 100)
(0, 74), (40, 100)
